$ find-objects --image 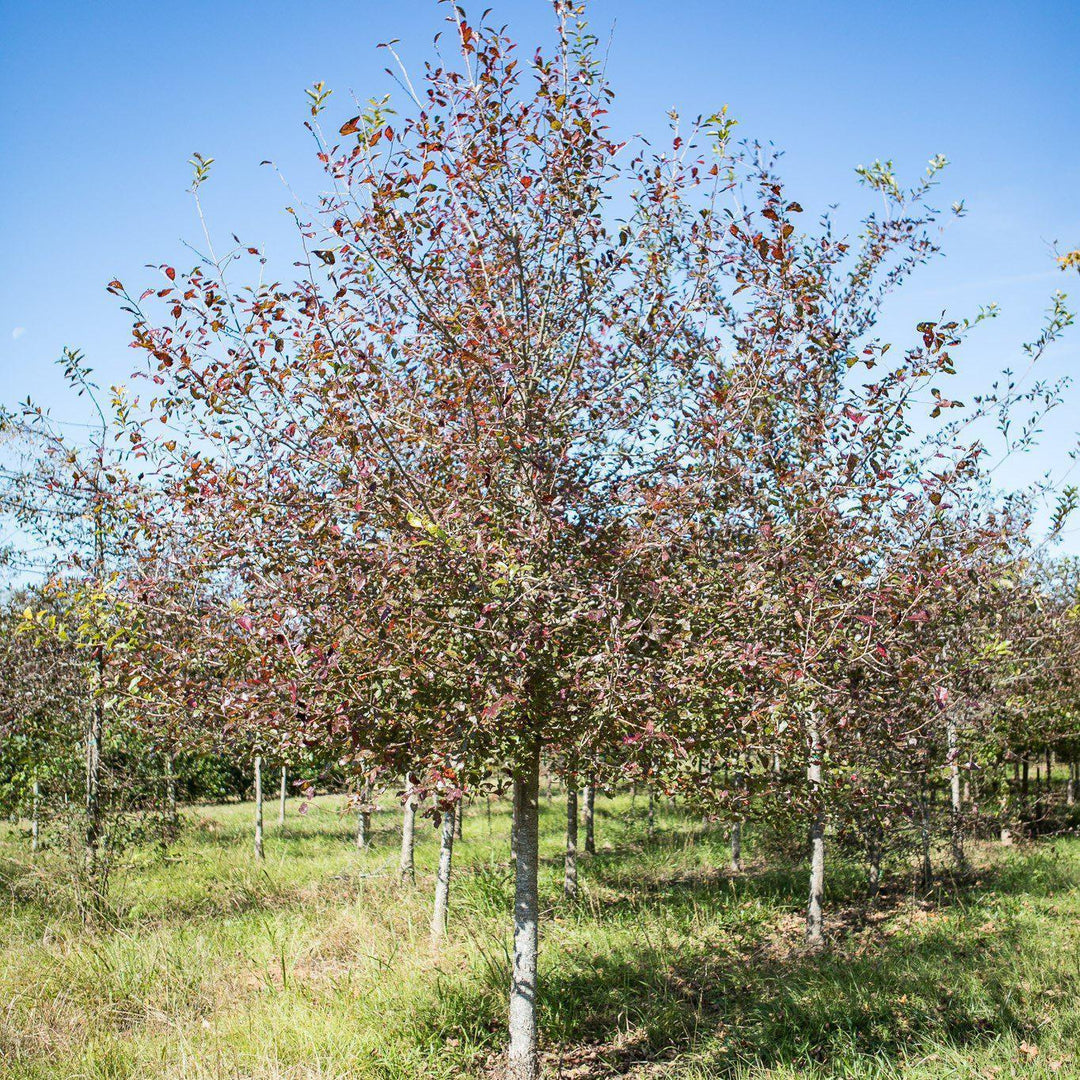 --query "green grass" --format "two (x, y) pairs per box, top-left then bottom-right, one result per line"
(1, 793), (1079, 1079)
